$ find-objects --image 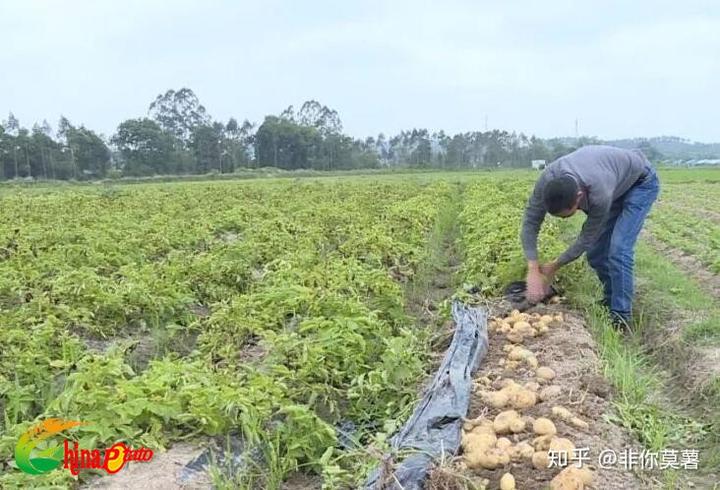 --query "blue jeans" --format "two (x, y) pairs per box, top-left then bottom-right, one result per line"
(586, 167), (660, 321)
